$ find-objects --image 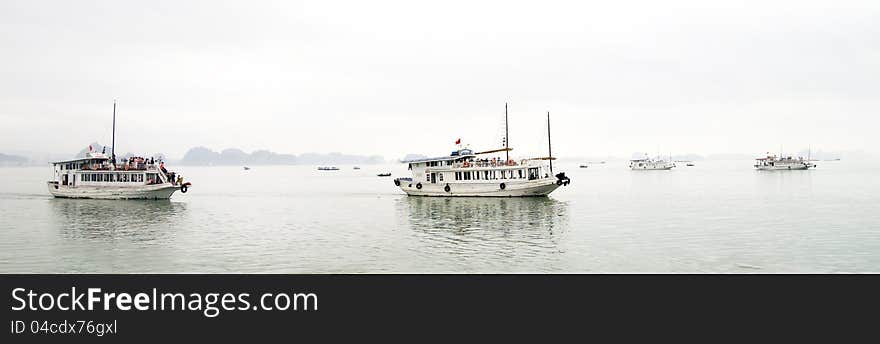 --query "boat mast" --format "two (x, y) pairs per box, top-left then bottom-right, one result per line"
(547, 111), (553, 174)
(111, 100), (117, 167)
(505, 102), (509, 162)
